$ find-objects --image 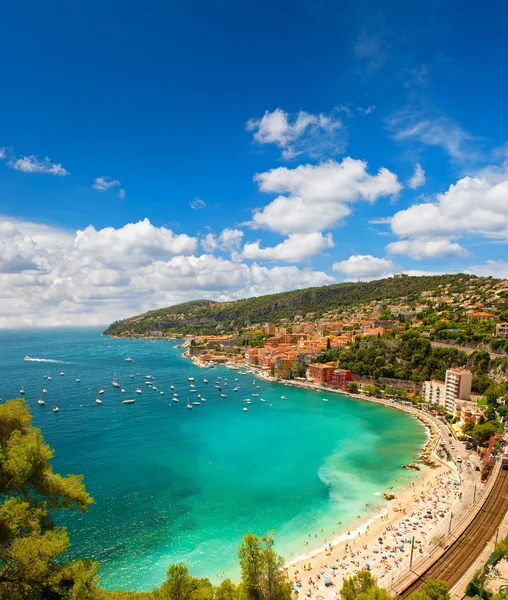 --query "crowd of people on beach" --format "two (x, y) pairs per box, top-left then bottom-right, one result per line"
(289, 471), (462, 598)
